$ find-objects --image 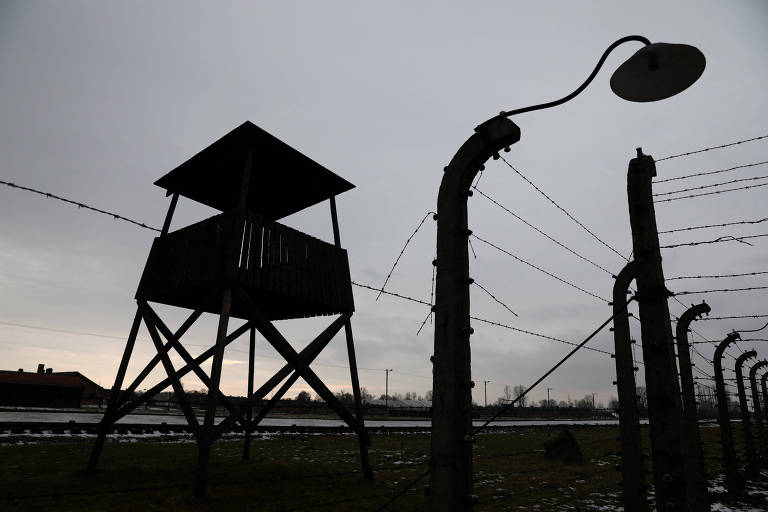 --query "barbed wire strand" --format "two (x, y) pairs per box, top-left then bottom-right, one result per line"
(416, 309), (432, 337)
(353, 281), (615, 357)
(654, 134), (768, 163)
(472, 280), (518, 317)
(472, 307), (623, 436)
(654, 173), (768, 197)
(738, 321), (768, 334)
(375, 211), (436, 300)
(498, 155), (628, 261)
(654, 181), (768, 203)
(661, 233), (768, 249)
(677, 286), (768, 296)
(0, 180), (160, 232)
(683, 319), (744, 357)
(667, 271), (768, 281)
(471, 233), (610, 303)
(659, 217), (768, 234)
(429, 256), (436, 323)
(700, 314), (768, 321)
(352, 281), (431, 306)
(473, 186), (614, 275)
